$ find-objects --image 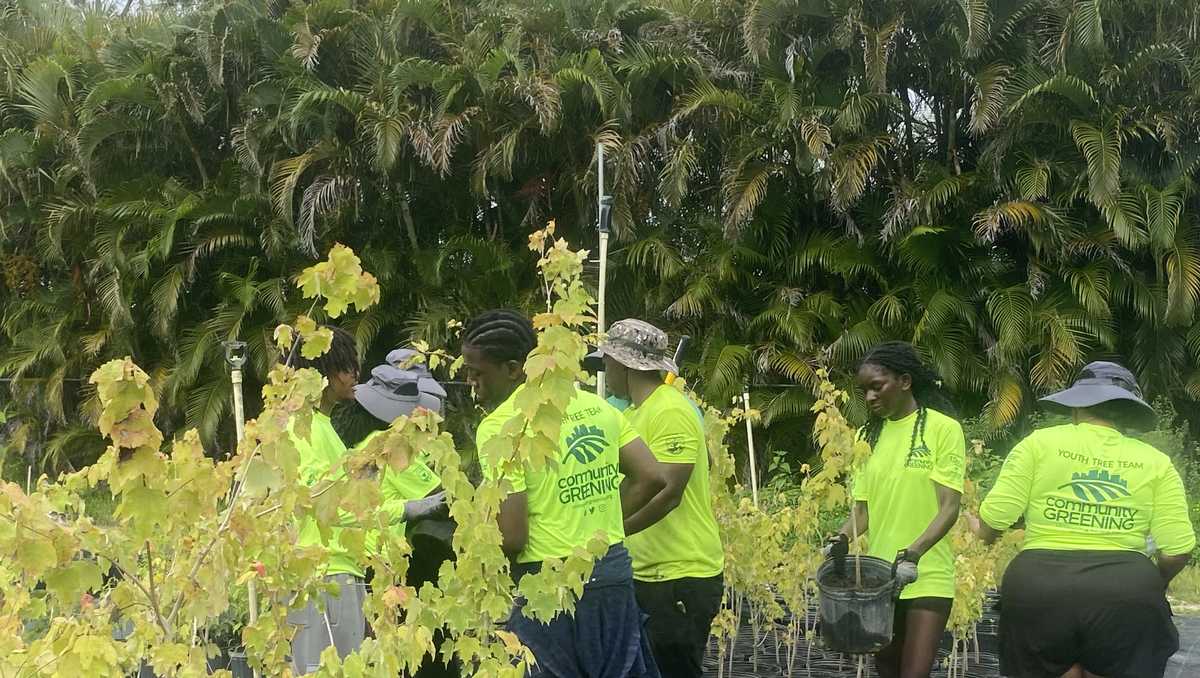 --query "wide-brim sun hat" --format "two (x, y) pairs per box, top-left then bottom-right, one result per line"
(591, 318), (678, 373)
(1039, 361), (1156, 428)
(355, 363), (444, 424)
(384, 348), (448, 399)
